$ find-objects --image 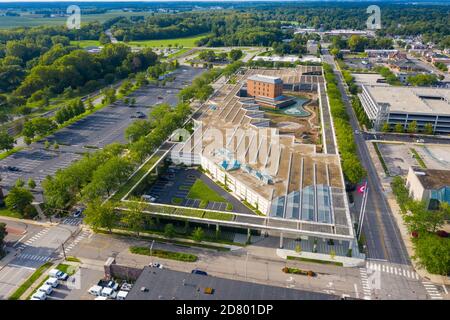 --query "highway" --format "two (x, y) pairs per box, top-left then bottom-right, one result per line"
(322, 50), (410, 265)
